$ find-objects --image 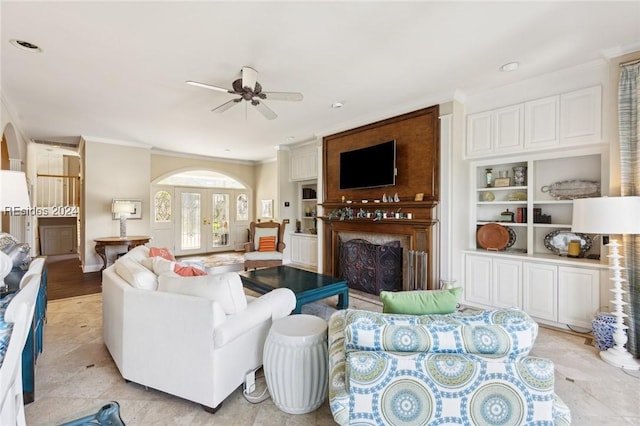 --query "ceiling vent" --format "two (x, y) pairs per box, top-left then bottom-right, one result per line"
(31, 139), (78, 148)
